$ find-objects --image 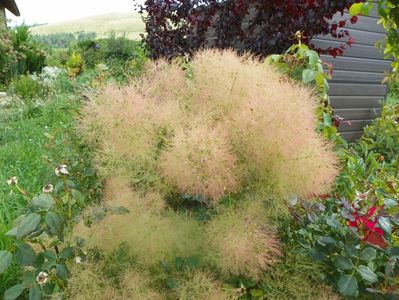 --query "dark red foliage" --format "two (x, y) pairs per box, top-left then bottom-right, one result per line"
(137, 0), (366, 59)
(348, 206), (387, 249)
